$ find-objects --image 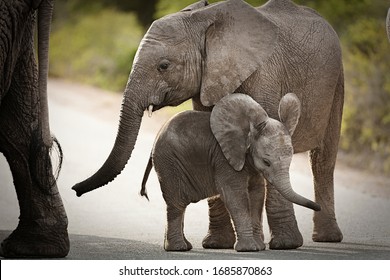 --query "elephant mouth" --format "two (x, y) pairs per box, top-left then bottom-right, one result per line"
(146, 88), (171, 115)
(146, 88), (193, 116)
